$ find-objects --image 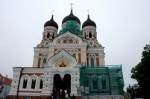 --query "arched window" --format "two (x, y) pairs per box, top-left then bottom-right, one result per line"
(47, 32), (50, 38)
(91, 58), (94, 67)
(43, 58), (46, 63)
(85, 33), (86, 39)
(89, 32), (92, 38)
(22, 79), (27, 88)
(40, 79), (43, 89)
(31, 79), (36, 89)
(52, 33), (55, 39)
(93, 79), (97, 89)
(102, 79), (106, 89)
